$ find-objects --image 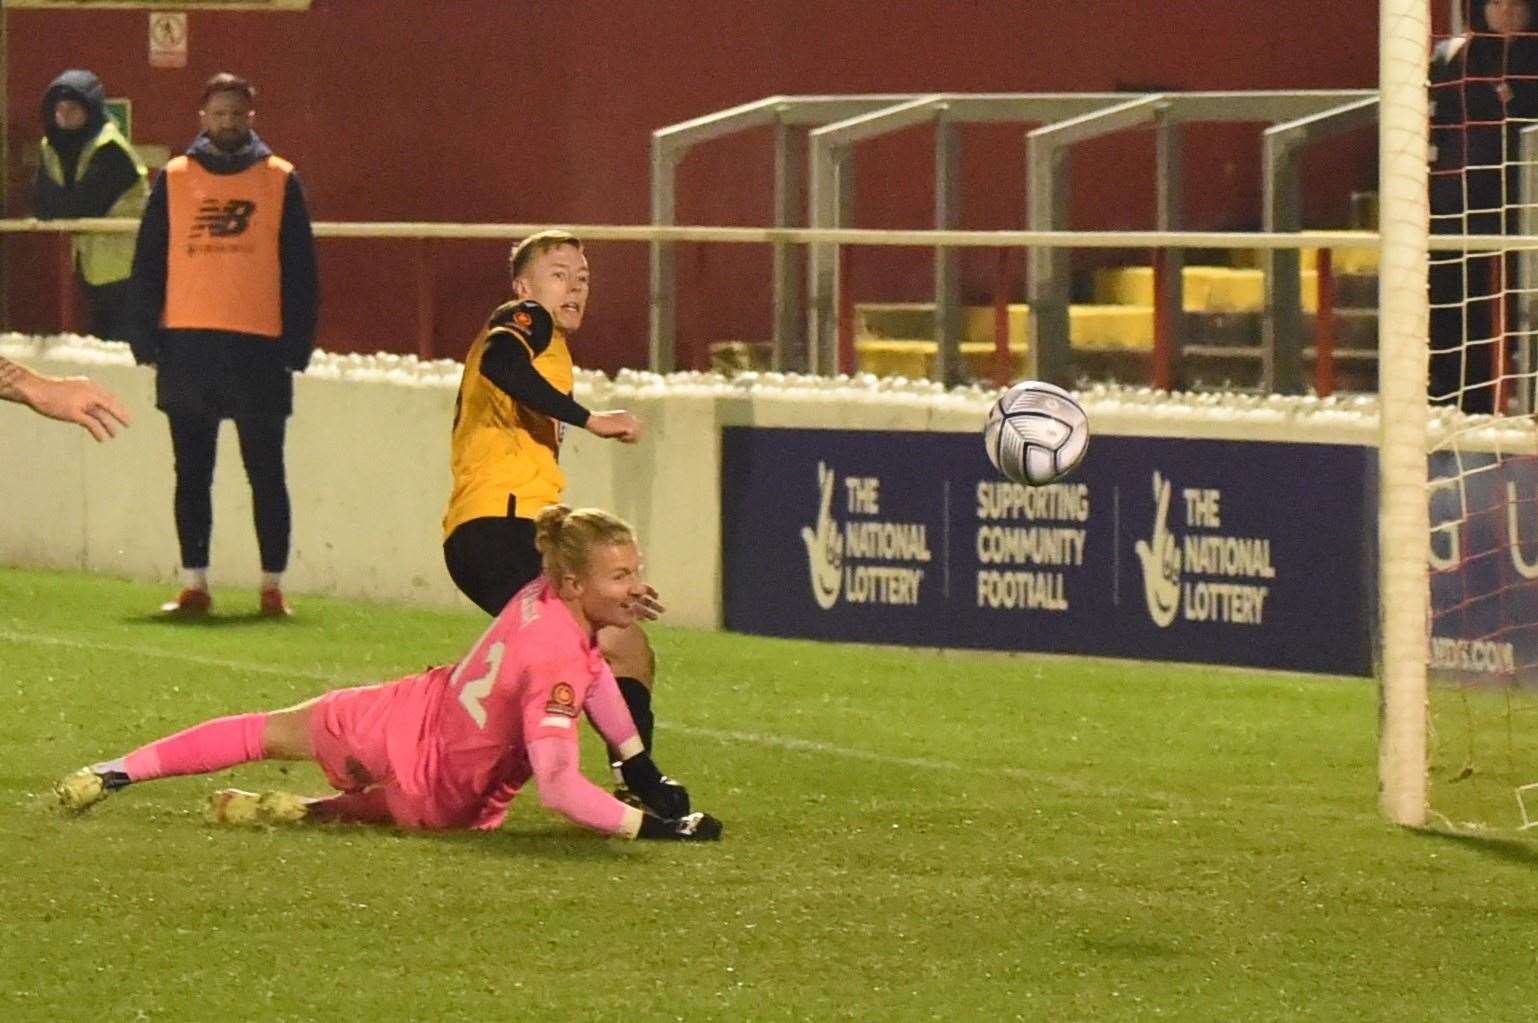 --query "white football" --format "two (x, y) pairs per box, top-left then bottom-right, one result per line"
(984, 380), (1089, 486)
